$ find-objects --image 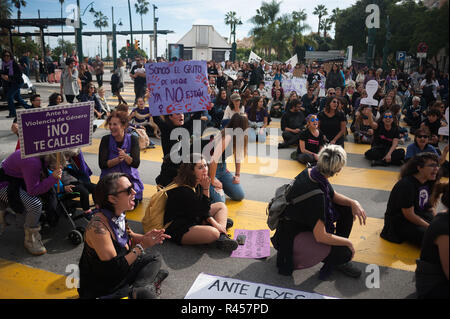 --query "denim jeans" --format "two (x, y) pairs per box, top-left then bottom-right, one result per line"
(248, 126), (266, 143)
(6, 83), (30, 117)
(209, 162), (245, 203)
